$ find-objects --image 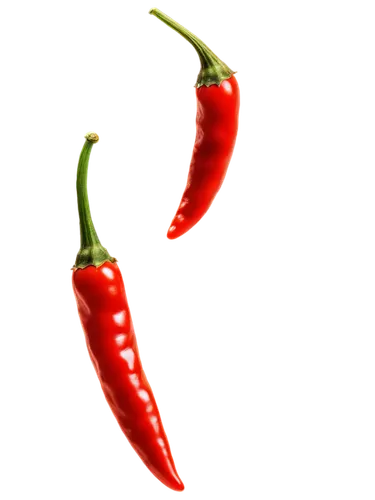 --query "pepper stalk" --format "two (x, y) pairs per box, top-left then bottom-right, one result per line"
(149, 8), (235, 88)
(74, 133), (115, 269)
